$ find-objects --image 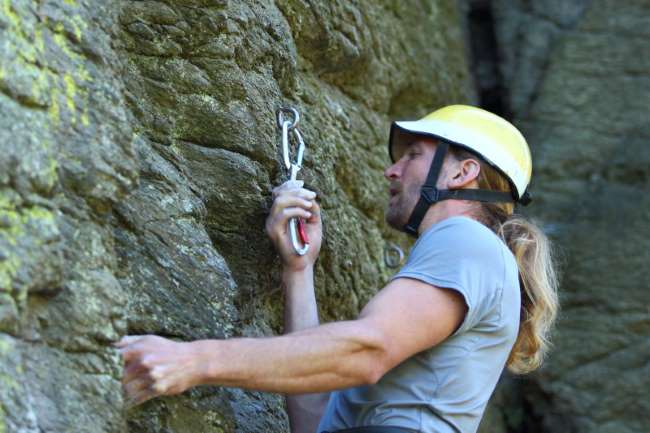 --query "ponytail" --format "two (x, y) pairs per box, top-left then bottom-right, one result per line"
(499, 216), (559, 373)
(449, 146), (560, 374)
